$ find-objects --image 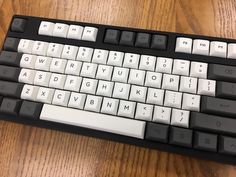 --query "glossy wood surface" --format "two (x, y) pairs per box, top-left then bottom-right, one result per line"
(0, 0), (236, 176)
